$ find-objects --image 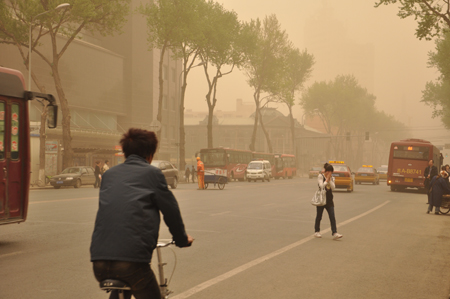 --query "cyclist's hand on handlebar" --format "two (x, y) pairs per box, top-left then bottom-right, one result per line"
(184, 234), (194, 247)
